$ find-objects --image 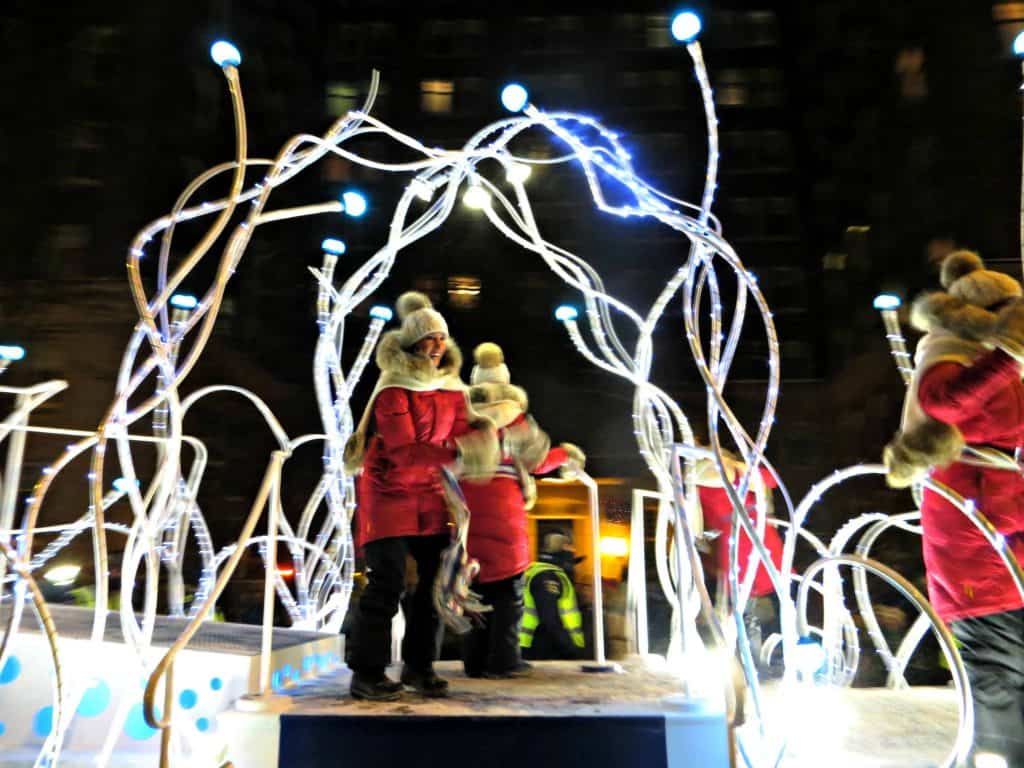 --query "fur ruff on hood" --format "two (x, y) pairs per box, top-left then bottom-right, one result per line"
(469, 382), (528, 413)
(374, 328), (464, 388)
(343, 331), (469, 473)
(883, 291), (1019, 487)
